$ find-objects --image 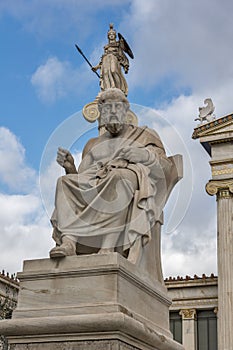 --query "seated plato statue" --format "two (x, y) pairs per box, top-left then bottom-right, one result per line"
(50, 88), (174, 264)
